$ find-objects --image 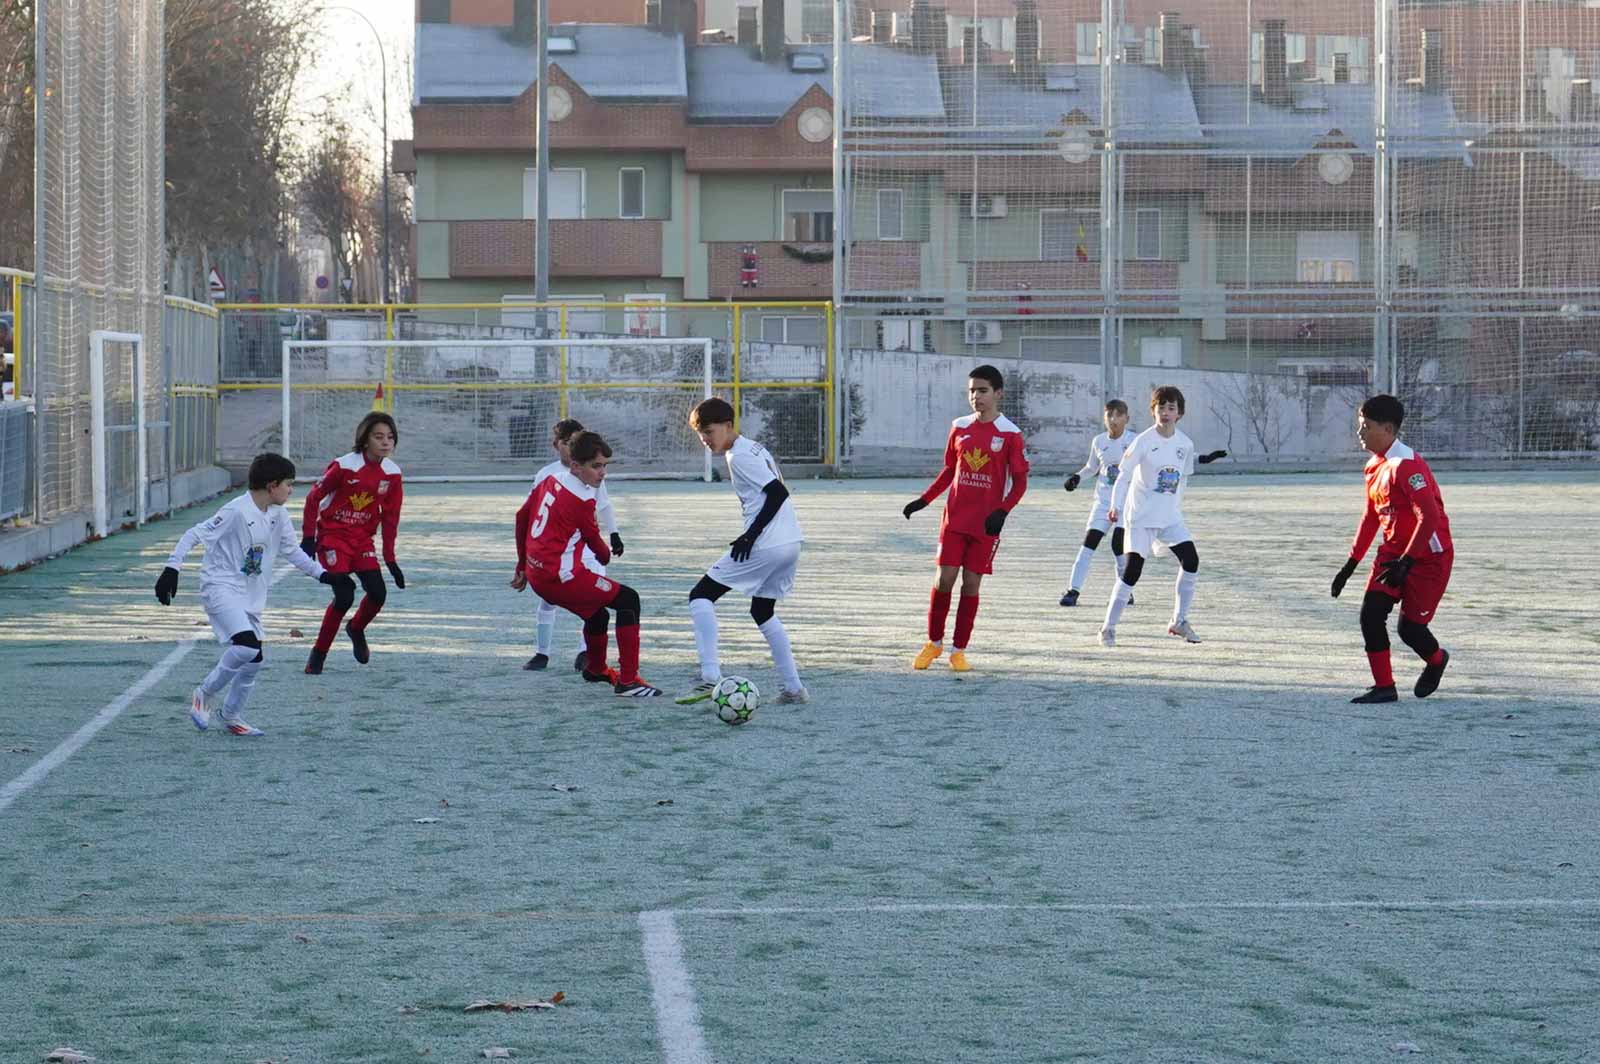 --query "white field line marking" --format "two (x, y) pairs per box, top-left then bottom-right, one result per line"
(639, 909), (713, 1064)
(0, 564), (297, 815)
